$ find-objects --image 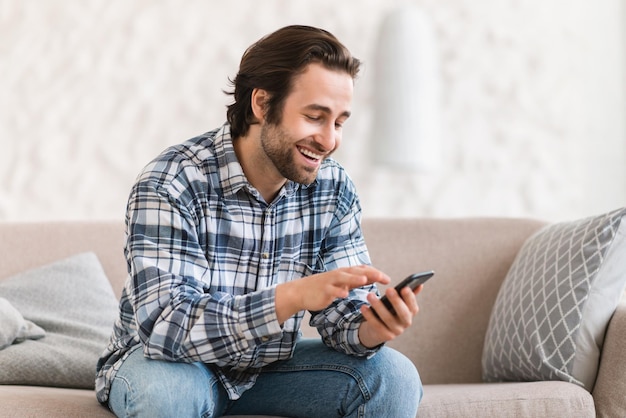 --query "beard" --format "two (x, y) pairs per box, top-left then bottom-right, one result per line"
(260, 122), (323, 185)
